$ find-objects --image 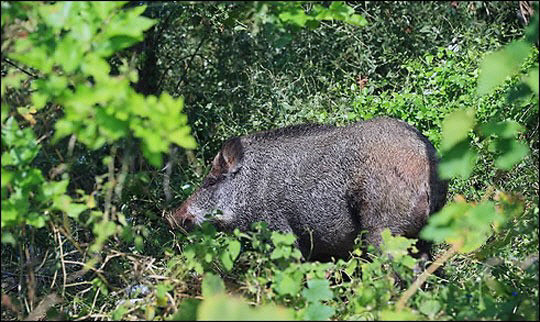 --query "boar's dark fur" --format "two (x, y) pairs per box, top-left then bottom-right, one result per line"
(168, 117), (448, 261)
